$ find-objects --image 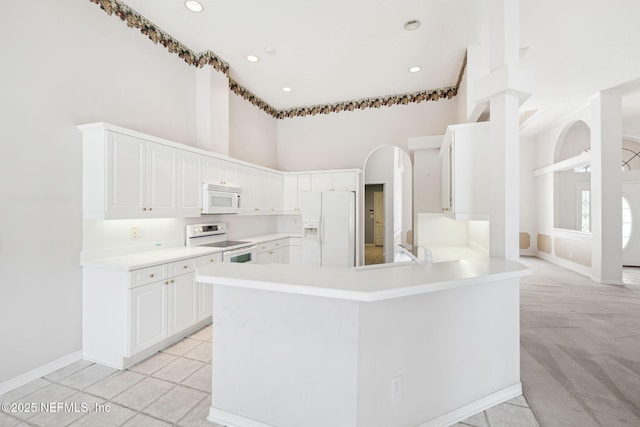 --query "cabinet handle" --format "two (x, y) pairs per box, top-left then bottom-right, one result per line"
(209, 259), (214, 263)
(171, 280), (174, 284)
(143, 208), (147, 211)
(165, 281), (169, 285)
(149, 208), (152, 211)
(149, 273), (155, 278)
(183, 265), (188, 269)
